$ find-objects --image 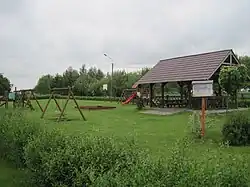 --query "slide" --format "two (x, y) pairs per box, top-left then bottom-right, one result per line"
(122, 92), (137, 105)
